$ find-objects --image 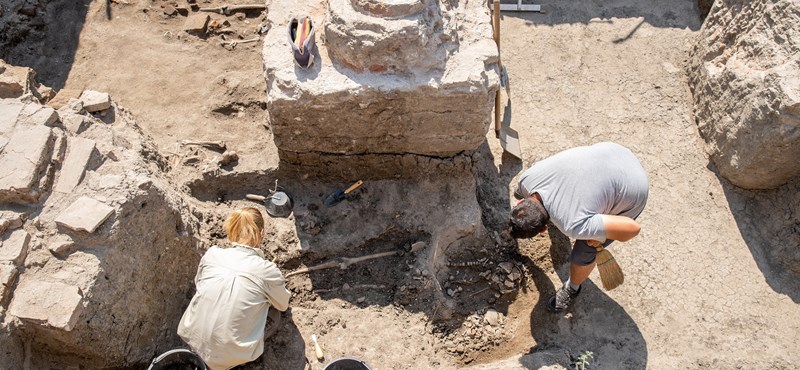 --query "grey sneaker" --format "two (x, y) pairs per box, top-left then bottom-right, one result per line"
(548, 283), (581, 312)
